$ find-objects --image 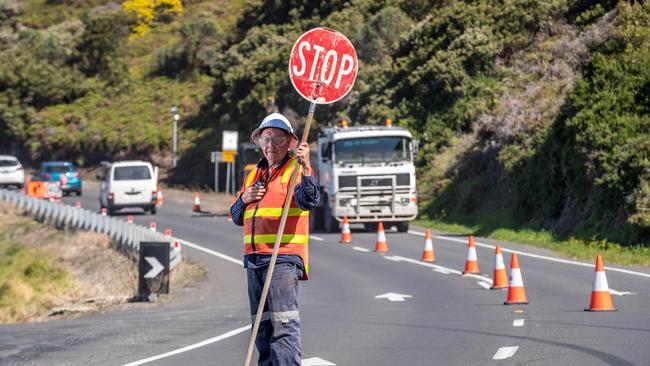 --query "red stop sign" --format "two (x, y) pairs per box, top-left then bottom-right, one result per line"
(289, 28), (358, 104)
